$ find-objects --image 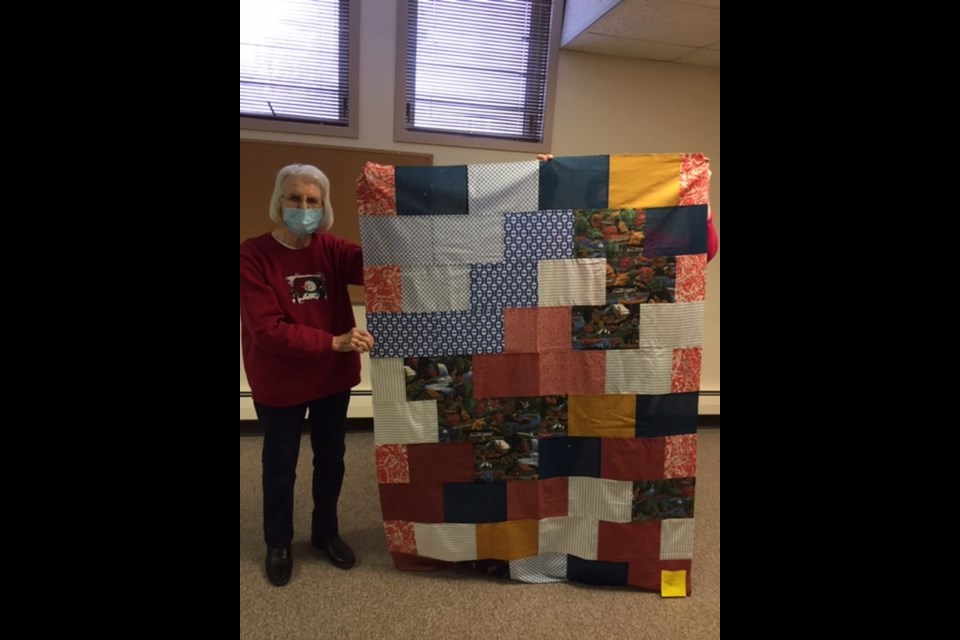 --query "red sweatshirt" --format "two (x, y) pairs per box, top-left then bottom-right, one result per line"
(706, 216), (719, 262)
(240, 232), (363, 407)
